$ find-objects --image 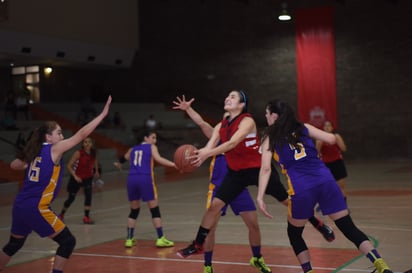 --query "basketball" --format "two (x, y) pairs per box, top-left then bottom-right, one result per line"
(174, 144), (197, 173)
